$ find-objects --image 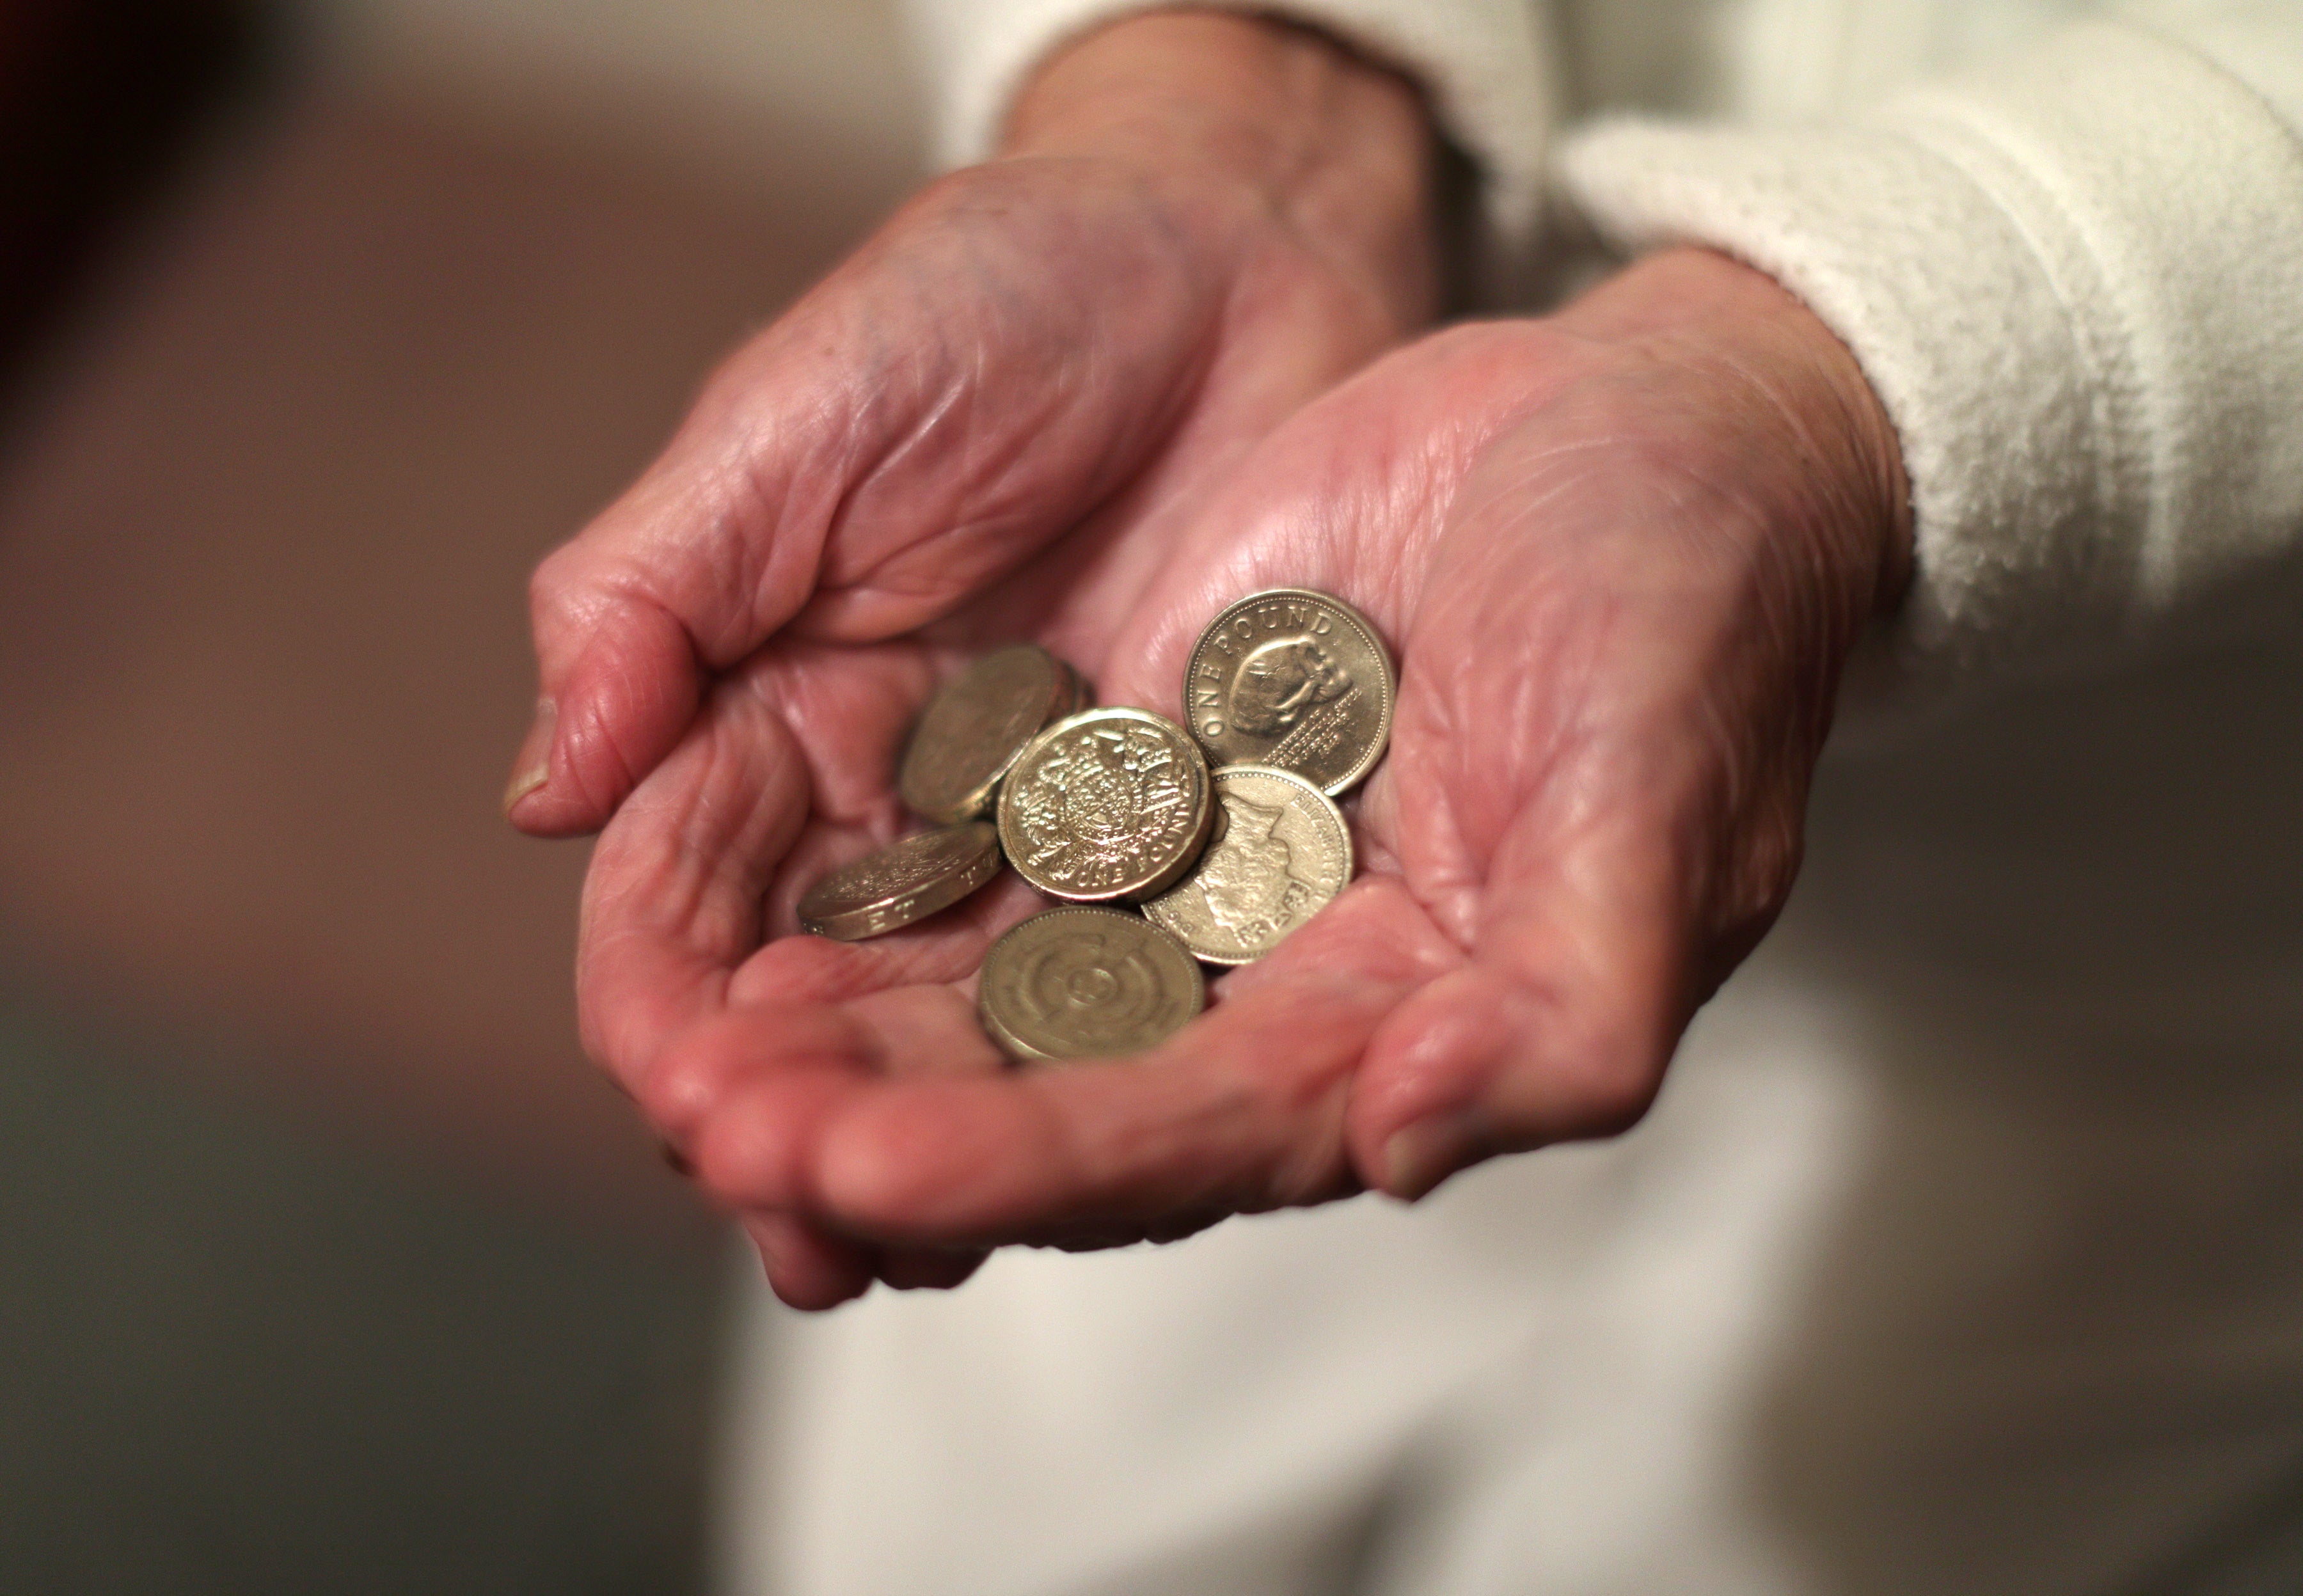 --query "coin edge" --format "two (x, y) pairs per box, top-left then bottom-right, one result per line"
(797, 824), (1004, 942)
(898, 645), (1077, 825)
